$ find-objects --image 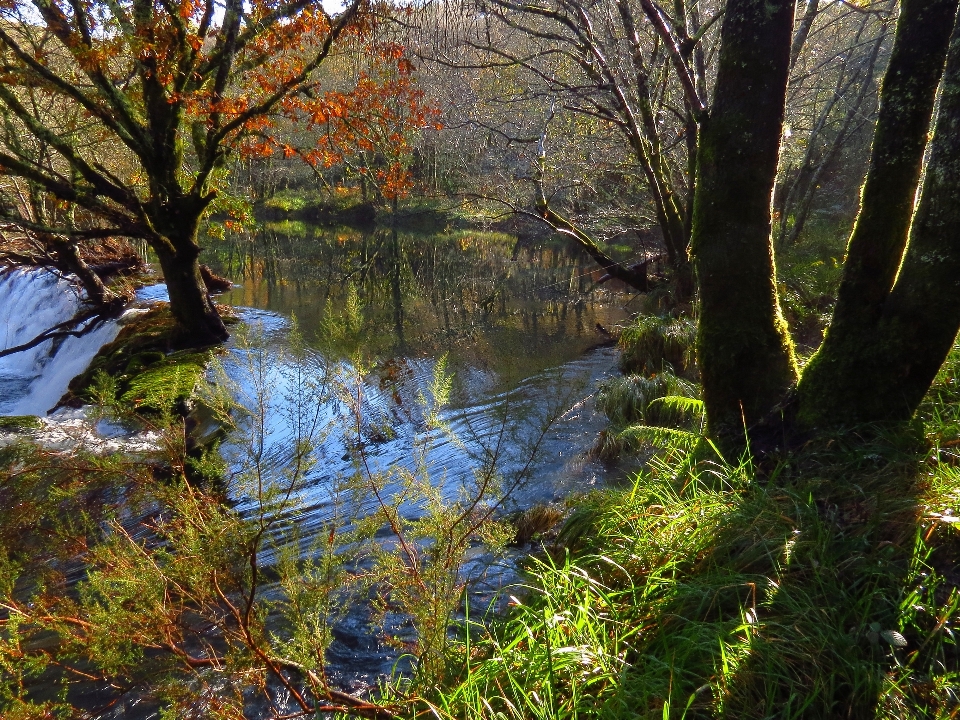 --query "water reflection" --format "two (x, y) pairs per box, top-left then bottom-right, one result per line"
(201, 222), (639, 690)
(205, 223), (633, 399)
